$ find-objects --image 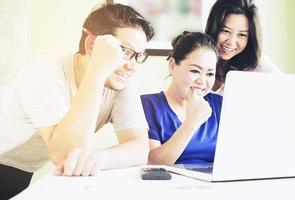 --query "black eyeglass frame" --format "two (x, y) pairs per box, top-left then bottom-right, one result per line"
(82, 28), (148, 64)
(119, 45), (148, 64)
